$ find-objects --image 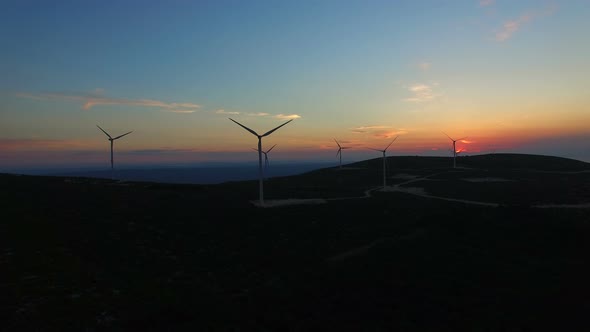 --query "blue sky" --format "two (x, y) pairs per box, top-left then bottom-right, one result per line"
(1, 0), (589, 169)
